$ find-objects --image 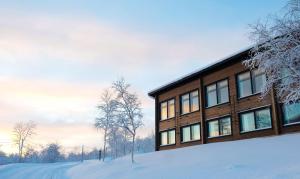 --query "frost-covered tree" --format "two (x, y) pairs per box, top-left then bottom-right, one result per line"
(112, 78), (143, 163)
(0, 150), (7, 165)
(95, 89), (118, 161)
(135, 133), (155, 153)
(12, 121), (36, 162)
(244, 0), (300, 104)
(107, 126), (132, 159)
(41, 143), (63, 163)
(24, 147), (40, 163)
